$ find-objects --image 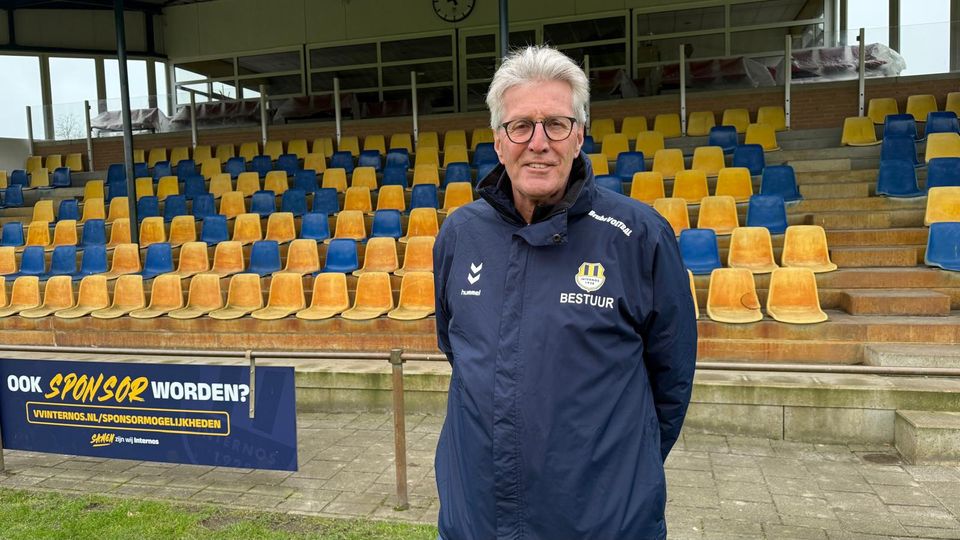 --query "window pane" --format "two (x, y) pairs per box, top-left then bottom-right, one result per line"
(730, 0), (824, 25)
(636, 7), (725, 36)
(237, 51), (300, 75)
(509, 30), (537, 49)
(899, 0), (950, 75)
(561, 43), (625, 69)
(174, 58), (234, 81)
(105, 59), (150, 110)
(731, 24), (824, 54)
(639, 34), (725, 63)
(383, 61), (452, 87)
(311, 68), (378, 92)
(846, 0), (888, 45)
(0, 55), (44, 139)
(50, 57), (97, 141)
(237, 74), (302, 97)
(381, 35), (452, 62)
(309, 43), (377, 68)
(466, 57), (497, 80)
(544, 16), (624, 45)
(466, 34), (495, 55)
(155, 62), (170, 115)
